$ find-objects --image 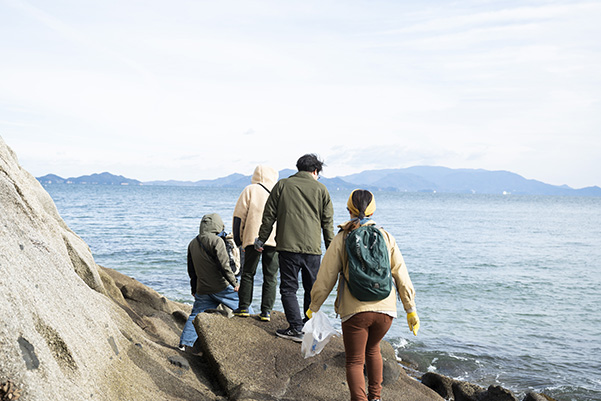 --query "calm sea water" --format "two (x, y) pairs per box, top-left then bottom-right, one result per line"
(44, 184), (601, 401)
